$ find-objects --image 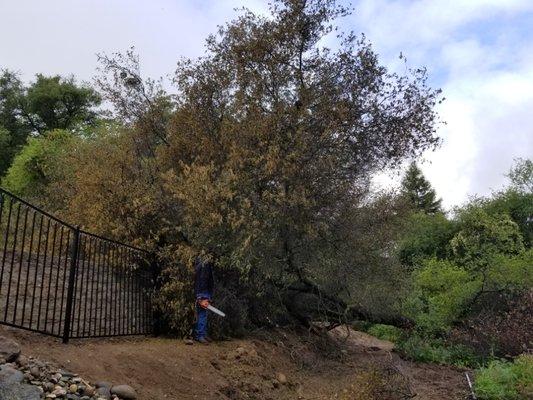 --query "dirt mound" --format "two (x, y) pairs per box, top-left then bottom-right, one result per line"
(0, 325), (469, 400)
